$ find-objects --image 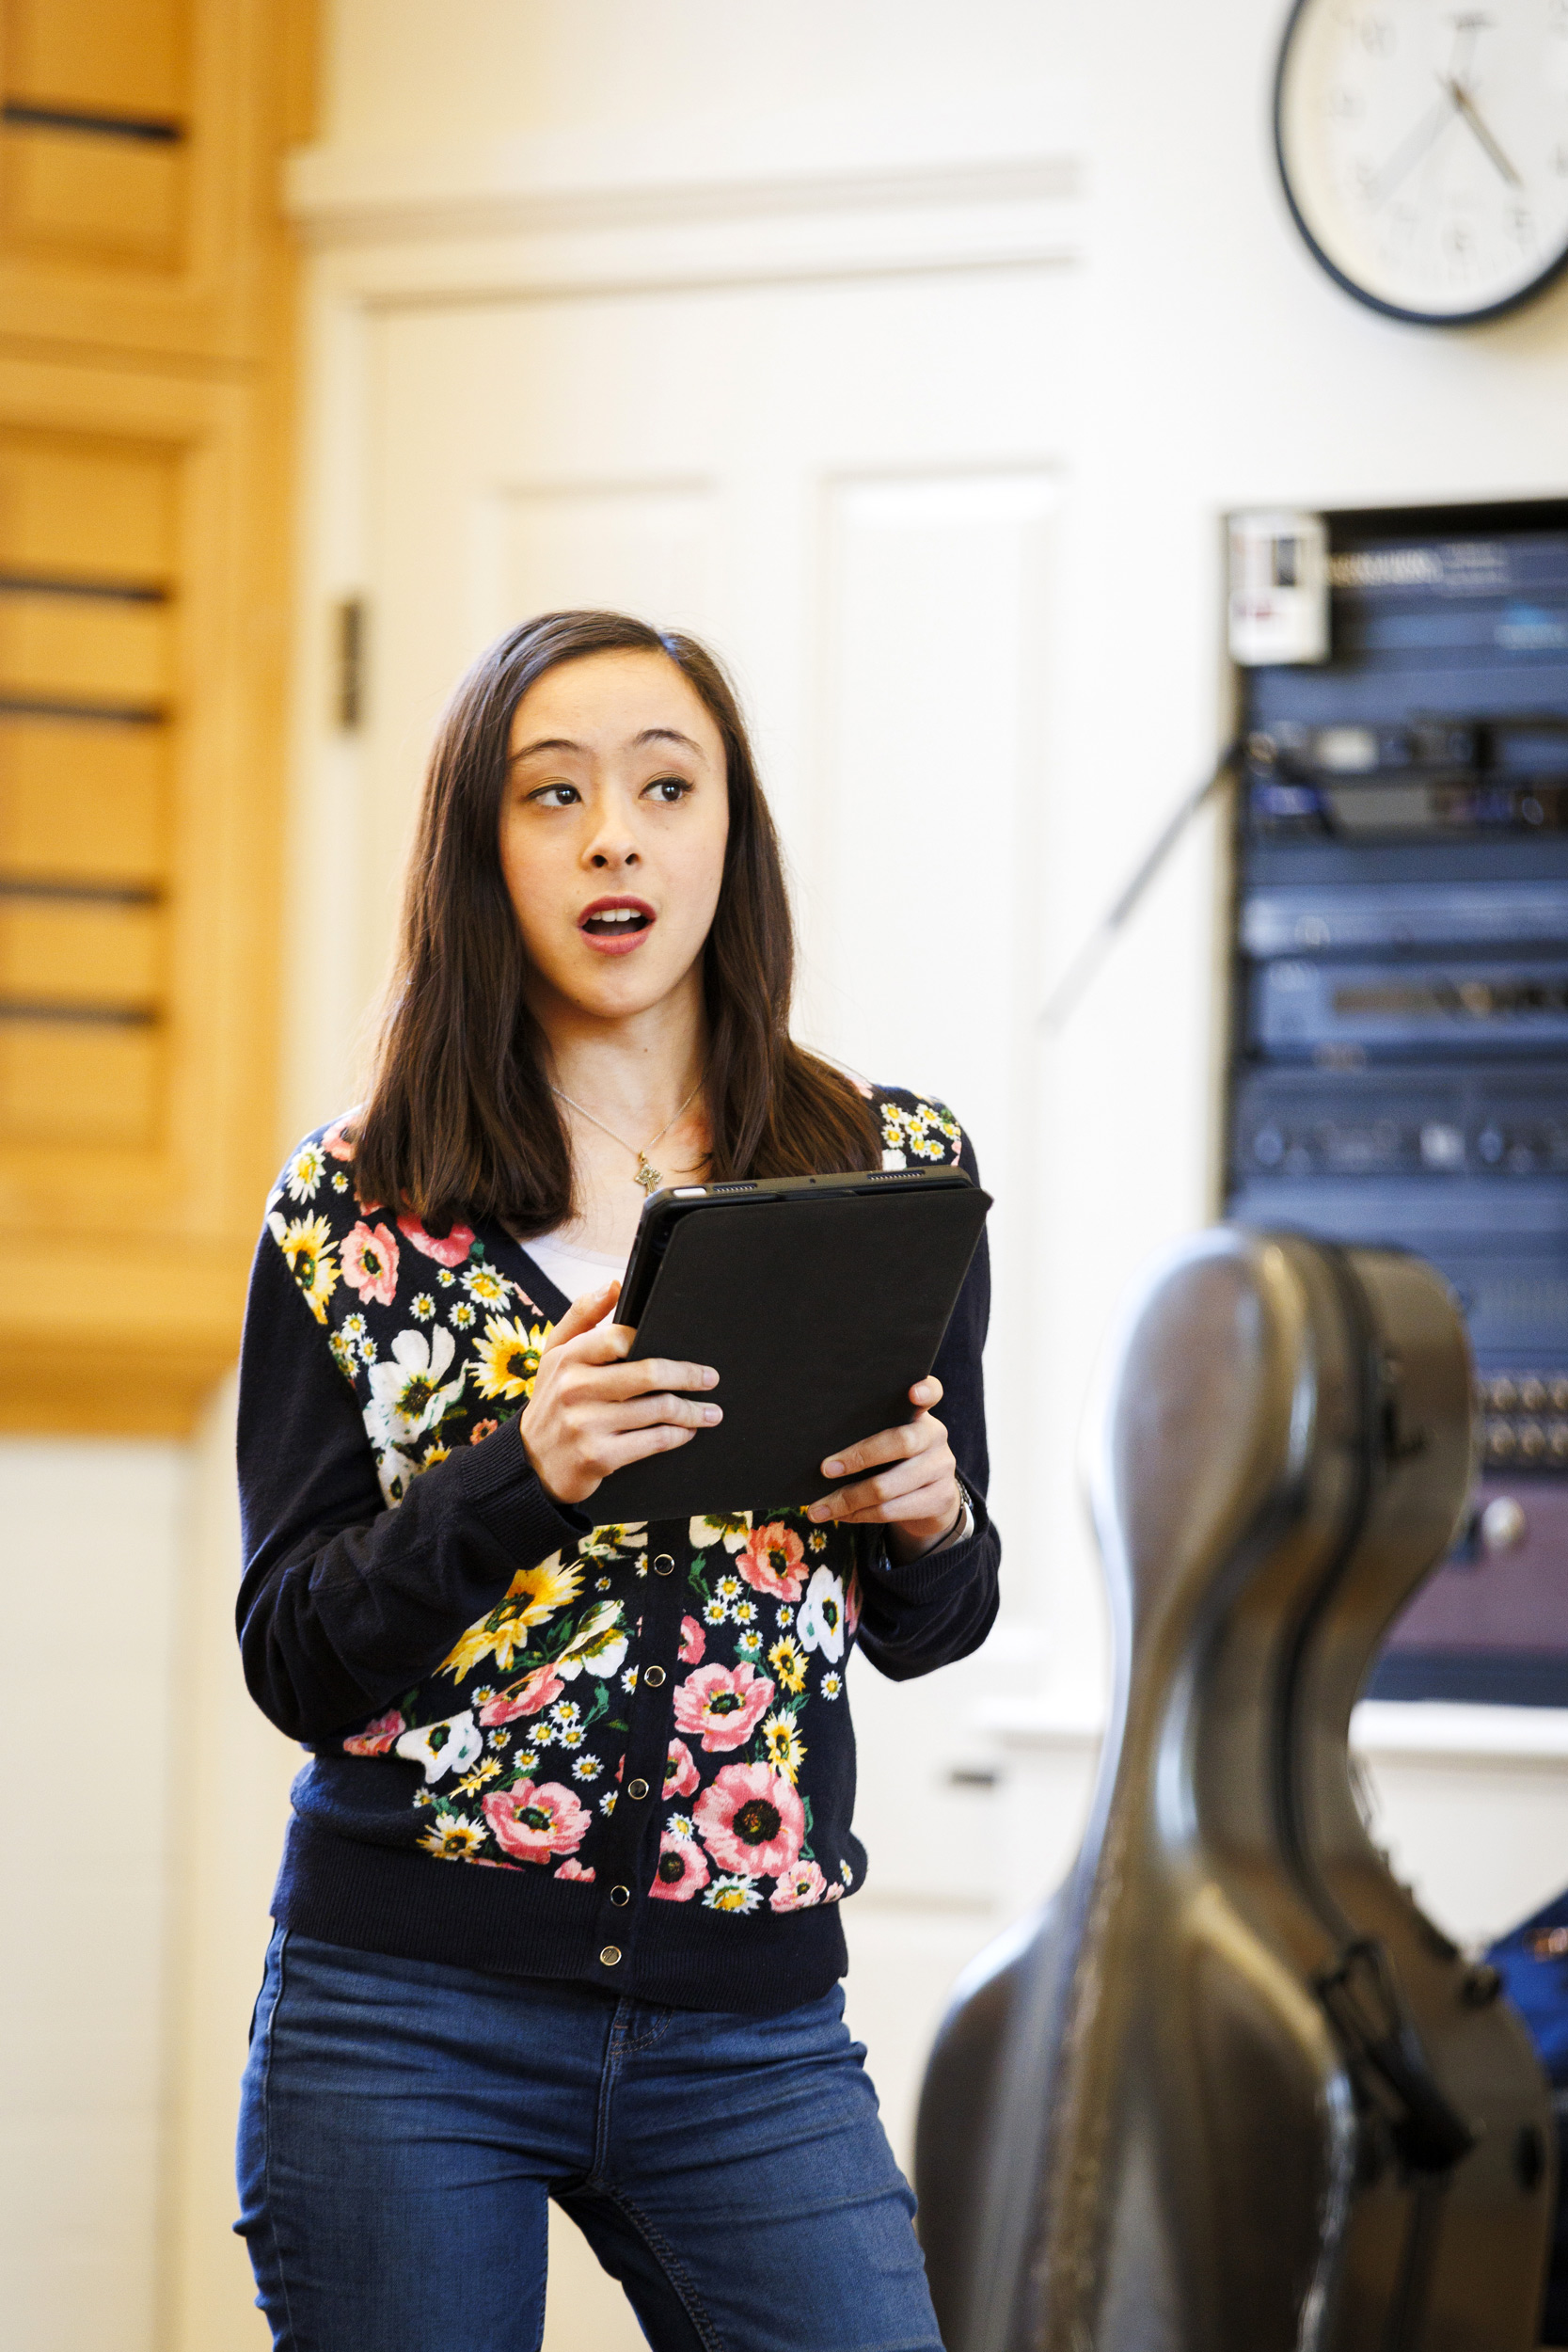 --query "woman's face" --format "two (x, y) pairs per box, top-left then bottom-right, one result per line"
(499, 649), (730, 1027)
